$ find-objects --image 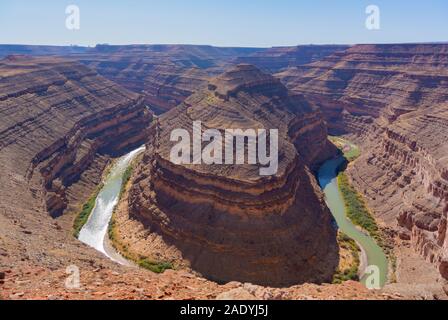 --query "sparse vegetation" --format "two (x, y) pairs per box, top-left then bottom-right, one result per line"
(338, 171), (395, 262)
(329, 136), (361, 162)
(338, 172), (380, 239)
(73, 185), (102, 238)
(333, 233), (360, 284)
(119, 166), (133, 199)
(108, 158), (175, 275)
(137, 258), (173, 274)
